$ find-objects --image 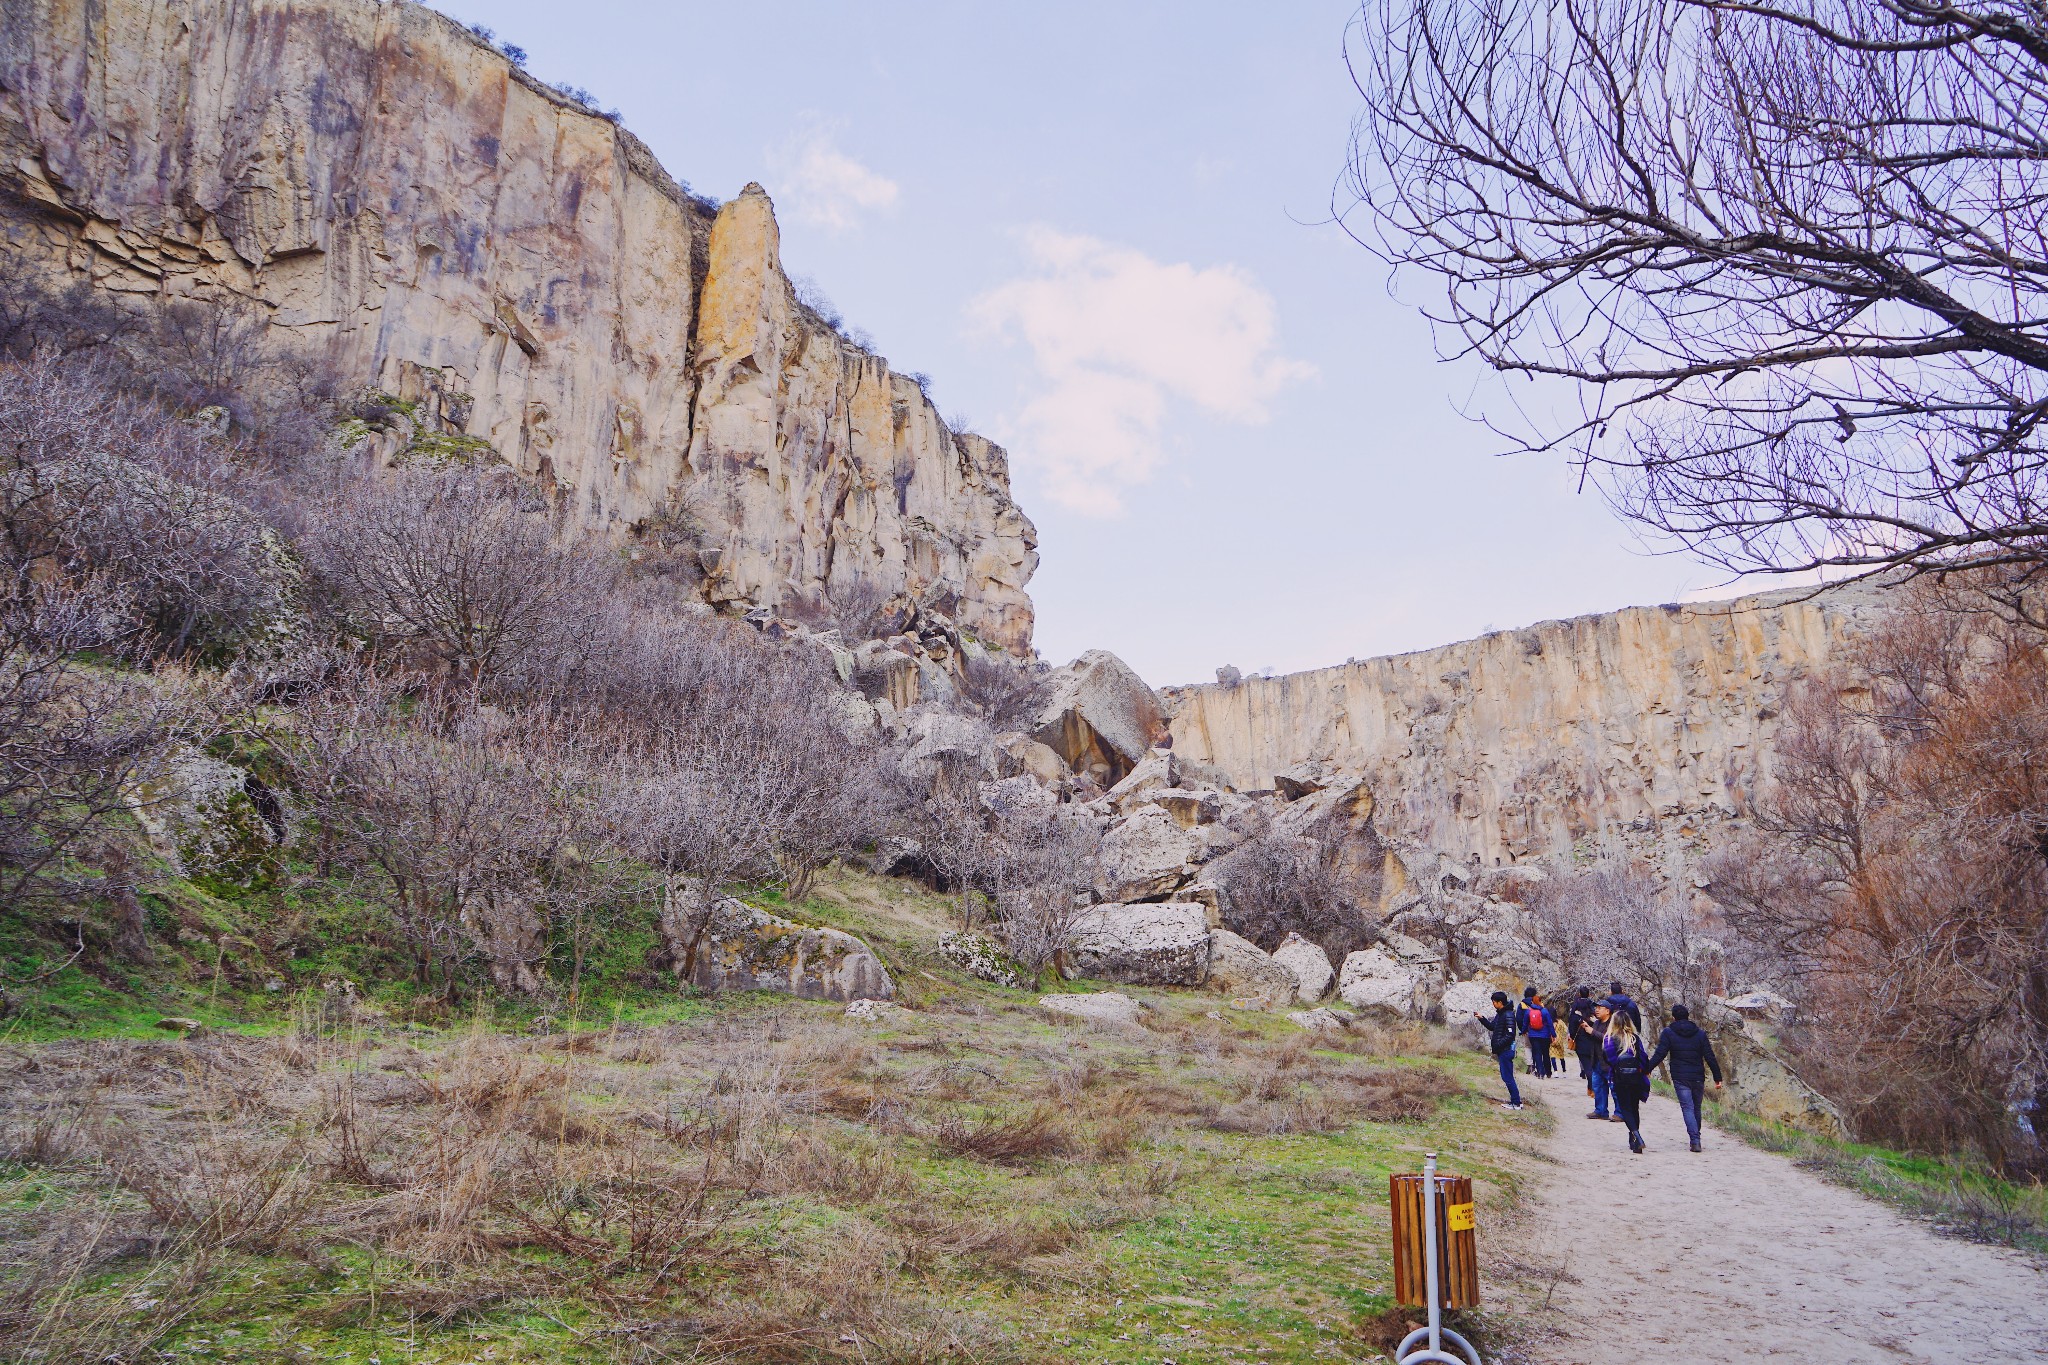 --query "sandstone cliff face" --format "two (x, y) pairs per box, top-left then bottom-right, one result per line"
(0, 0), (1036, 651)
(1166, 585), (1890, 870)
